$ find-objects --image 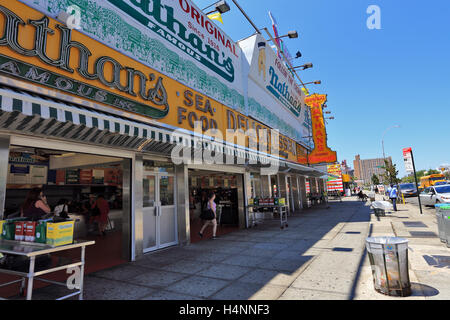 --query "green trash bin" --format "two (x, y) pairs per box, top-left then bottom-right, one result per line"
(434, 204), (447, 243)
(366, 237), (411, 297)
